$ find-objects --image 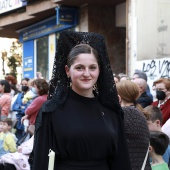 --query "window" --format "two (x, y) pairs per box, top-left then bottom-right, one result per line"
(36, 36), (49, 80)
